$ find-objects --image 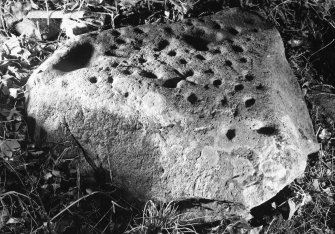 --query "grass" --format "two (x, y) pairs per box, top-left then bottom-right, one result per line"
(0, 0), (335, 233)
(126, 200), (197, 233)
